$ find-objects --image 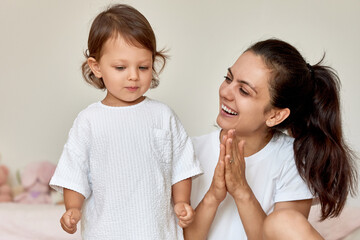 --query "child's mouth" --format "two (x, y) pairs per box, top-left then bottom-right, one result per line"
(126, 87), (139, 92)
